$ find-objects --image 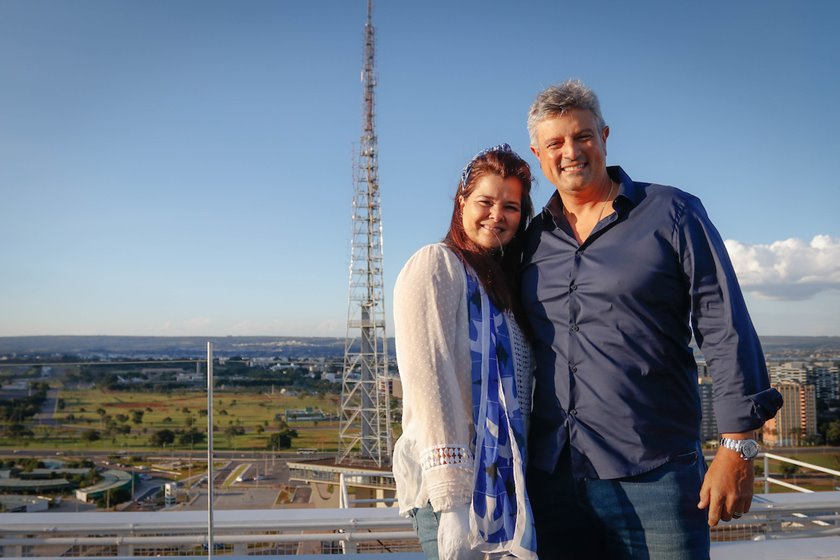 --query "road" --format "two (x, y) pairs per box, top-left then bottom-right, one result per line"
(33, 388), (61, 426)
